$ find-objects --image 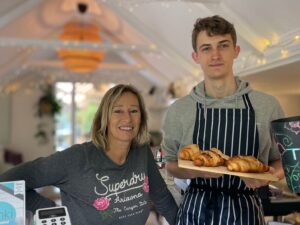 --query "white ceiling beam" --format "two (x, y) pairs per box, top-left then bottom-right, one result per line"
(0, 37), (159, 53)
(102, 0), (221, 3)
(200, 2), (265, 54)
(104, 0), (199, 79)
(0, 0), (43, 29)
(27, 60), (145, 71)
(118, 51), (170, 86)
(237, 44), (300, 77)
